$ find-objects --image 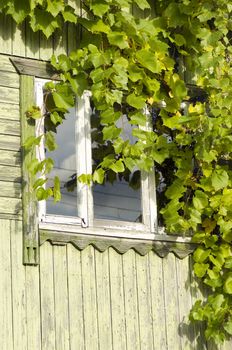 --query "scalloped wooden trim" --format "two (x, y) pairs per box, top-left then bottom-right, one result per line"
(40, 229), (196, 259)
